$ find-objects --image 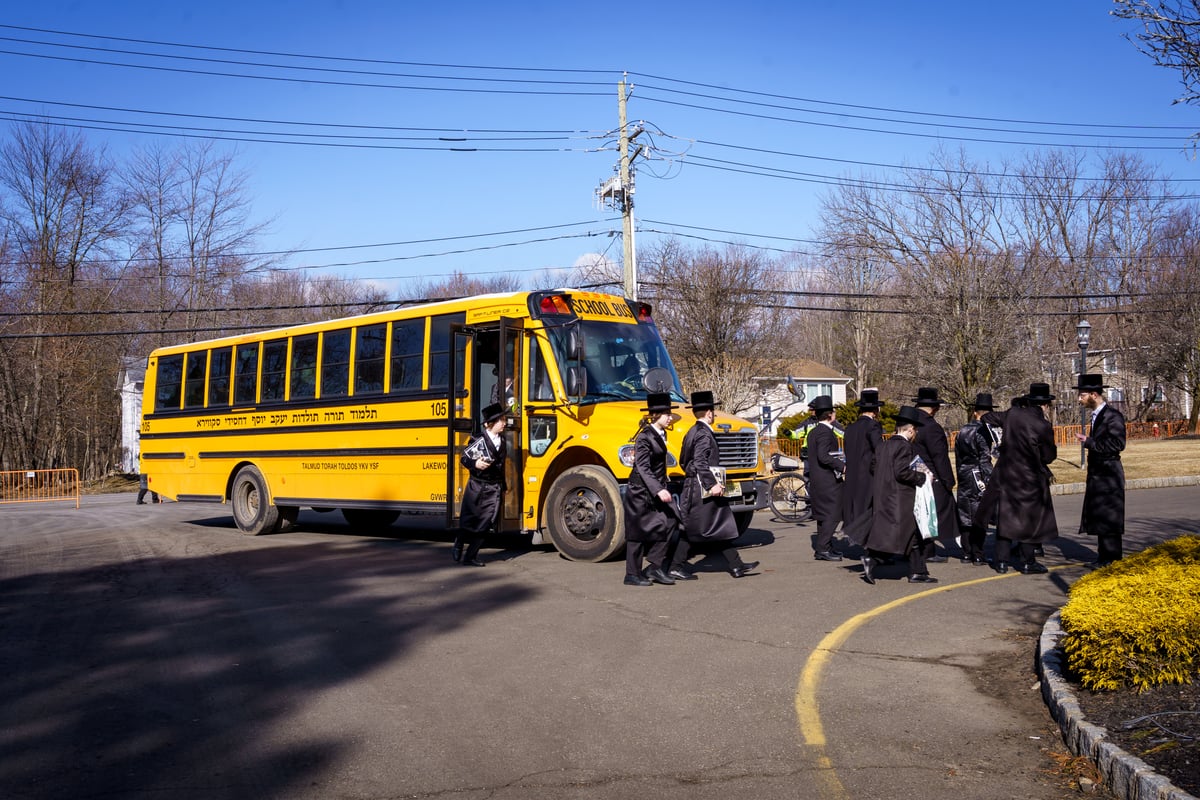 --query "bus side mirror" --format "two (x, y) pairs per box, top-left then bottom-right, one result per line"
(565, 326), (583, 361)
(566, 365), (587, 398)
